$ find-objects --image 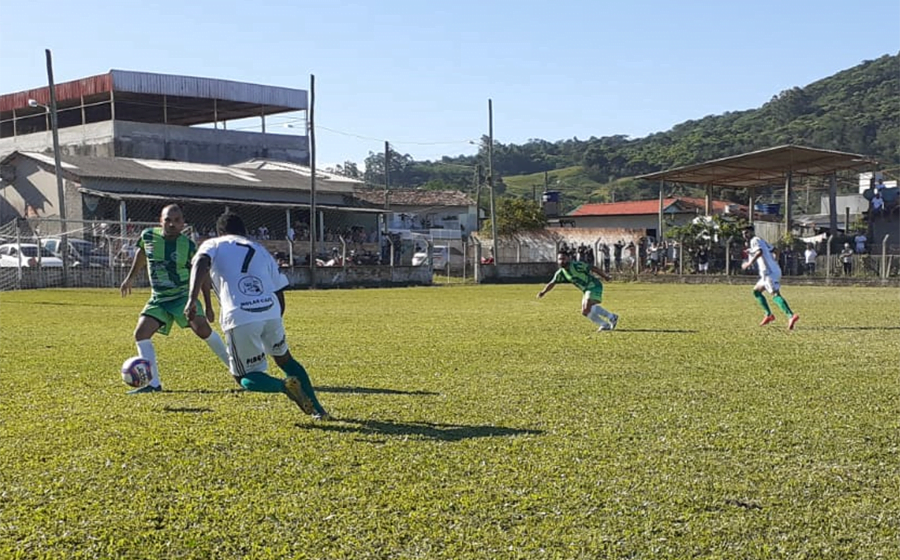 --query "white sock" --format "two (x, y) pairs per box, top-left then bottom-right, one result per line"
(136, 339), (161, 388)
(591, 305), (614, 320)
(586, 307), (609, 327)
(204, 332), (230, 367)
